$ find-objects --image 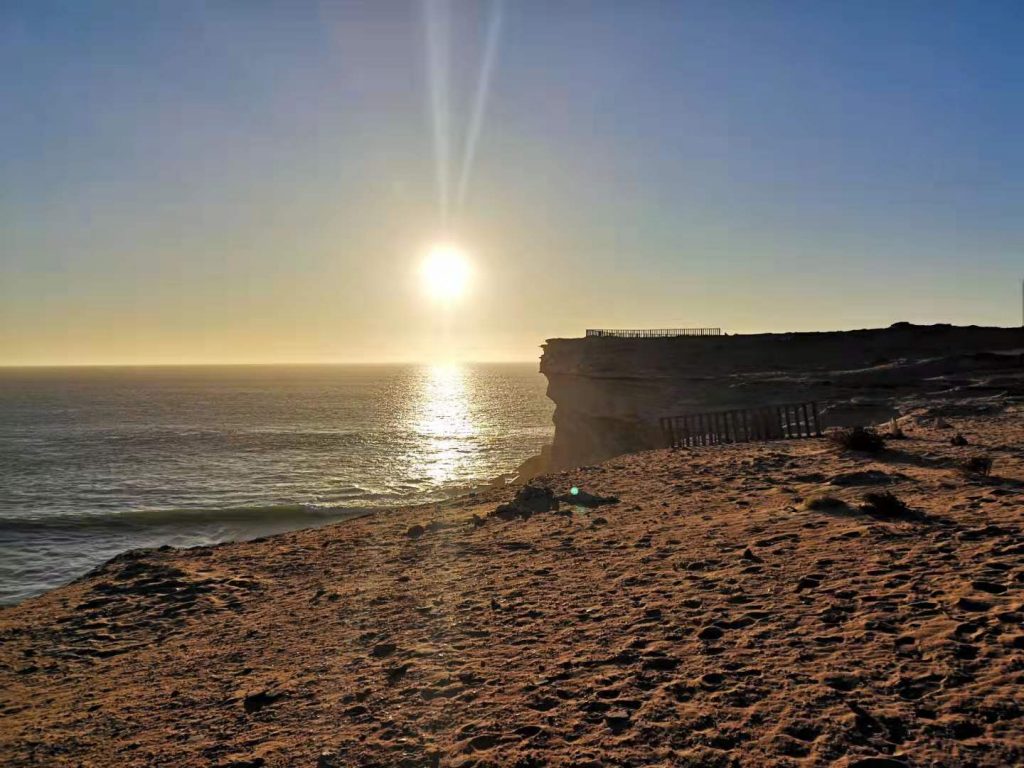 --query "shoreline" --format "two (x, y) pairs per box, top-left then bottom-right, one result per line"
(2, 411), (1022, 766)
(0, 461), (540, 608)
